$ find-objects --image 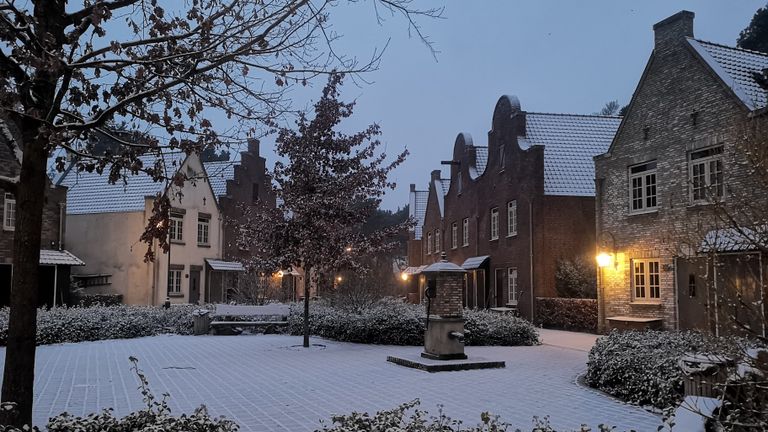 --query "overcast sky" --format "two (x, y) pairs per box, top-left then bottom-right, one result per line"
(254, 1), (767, 210)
